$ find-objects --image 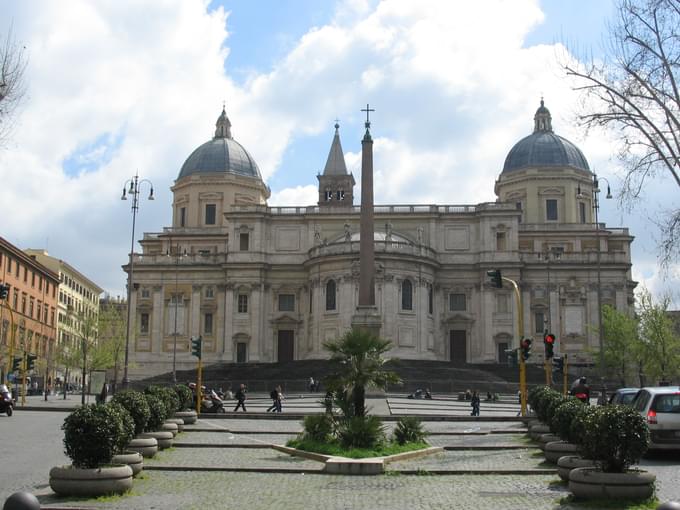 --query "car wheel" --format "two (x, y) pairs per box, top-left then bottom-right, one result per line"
(6, 406), (12, 417)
